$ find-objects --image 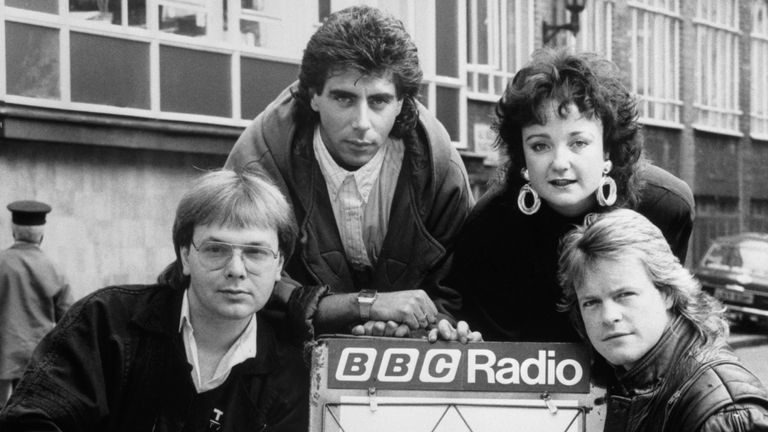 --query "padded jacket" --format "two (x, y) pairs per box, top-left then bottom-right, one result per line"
(225, 84), (474, 335)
